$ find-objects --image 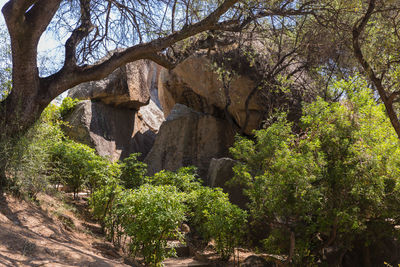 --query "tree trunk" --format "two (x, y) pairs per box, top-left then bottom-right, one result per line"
(0, 163), (6, 190)
(352, 0), (400, 140)
(1, 0), (48, 138)
(1, 87), (45, 137)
